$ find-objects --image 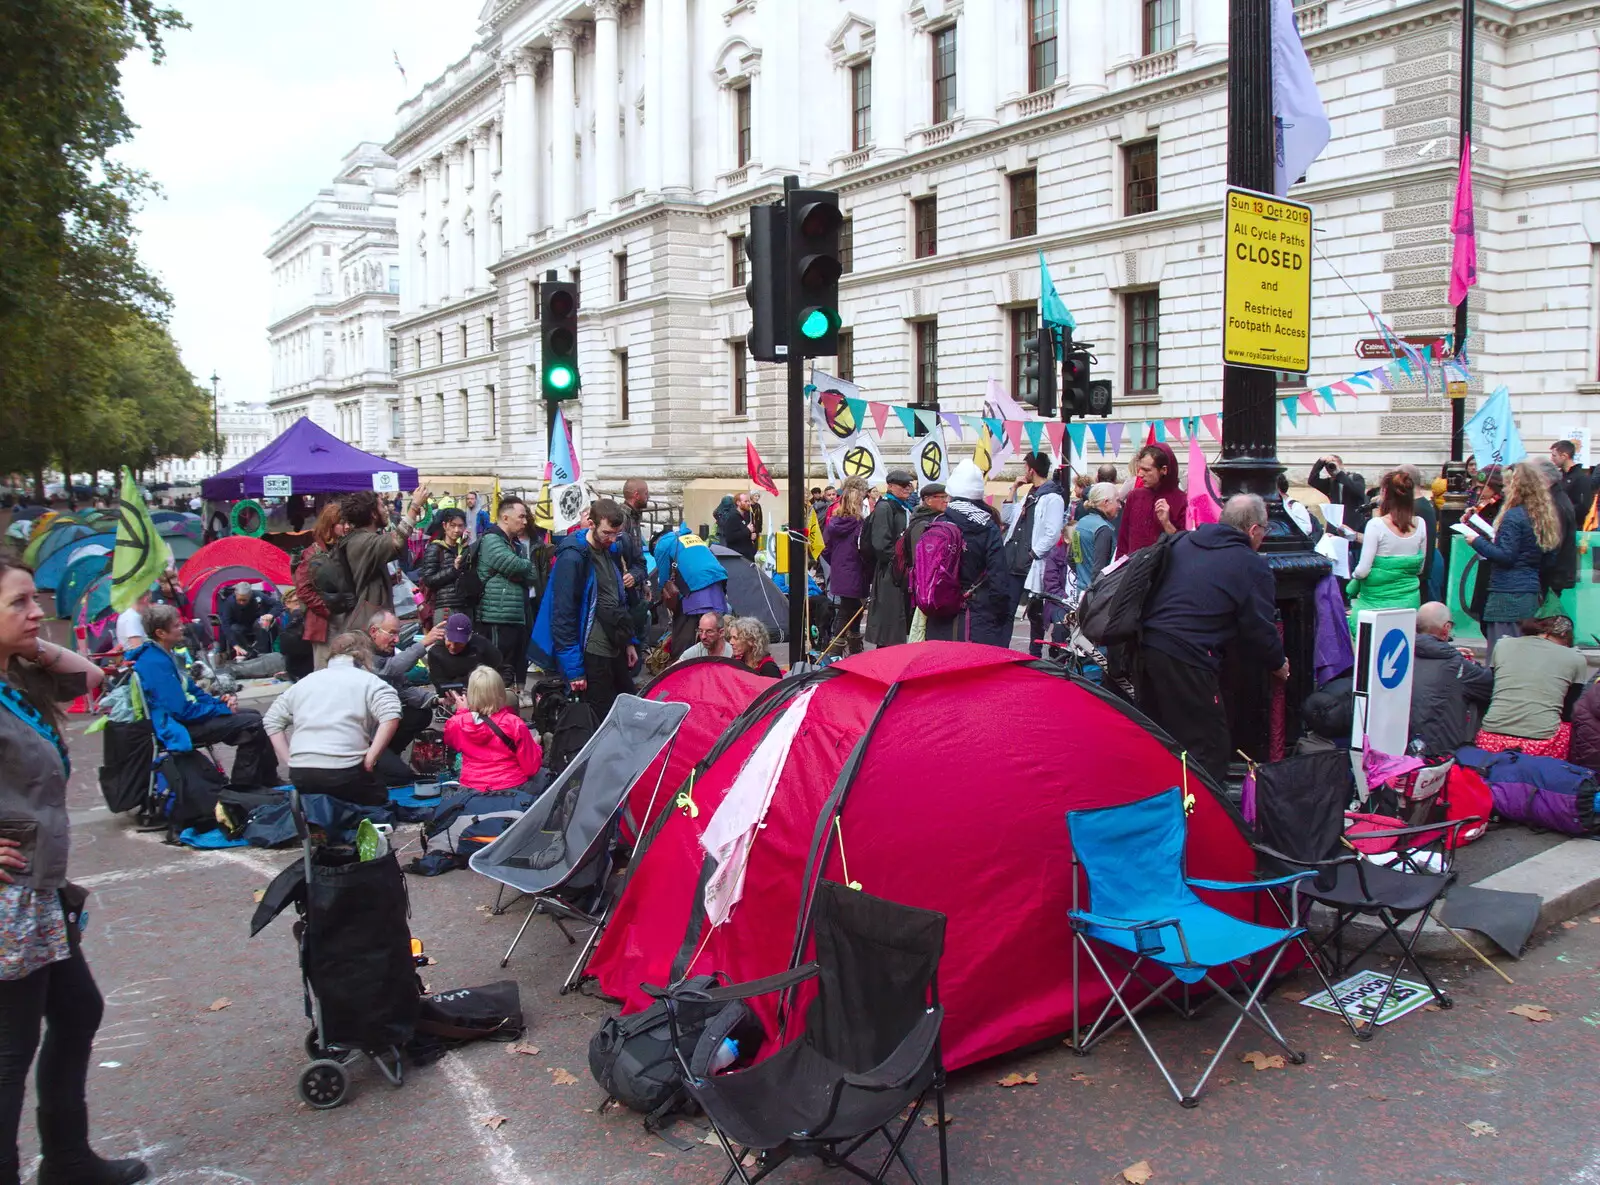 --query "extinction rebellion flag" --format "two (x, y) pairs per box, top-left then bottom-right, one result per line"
(111, 468), (168, 612)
